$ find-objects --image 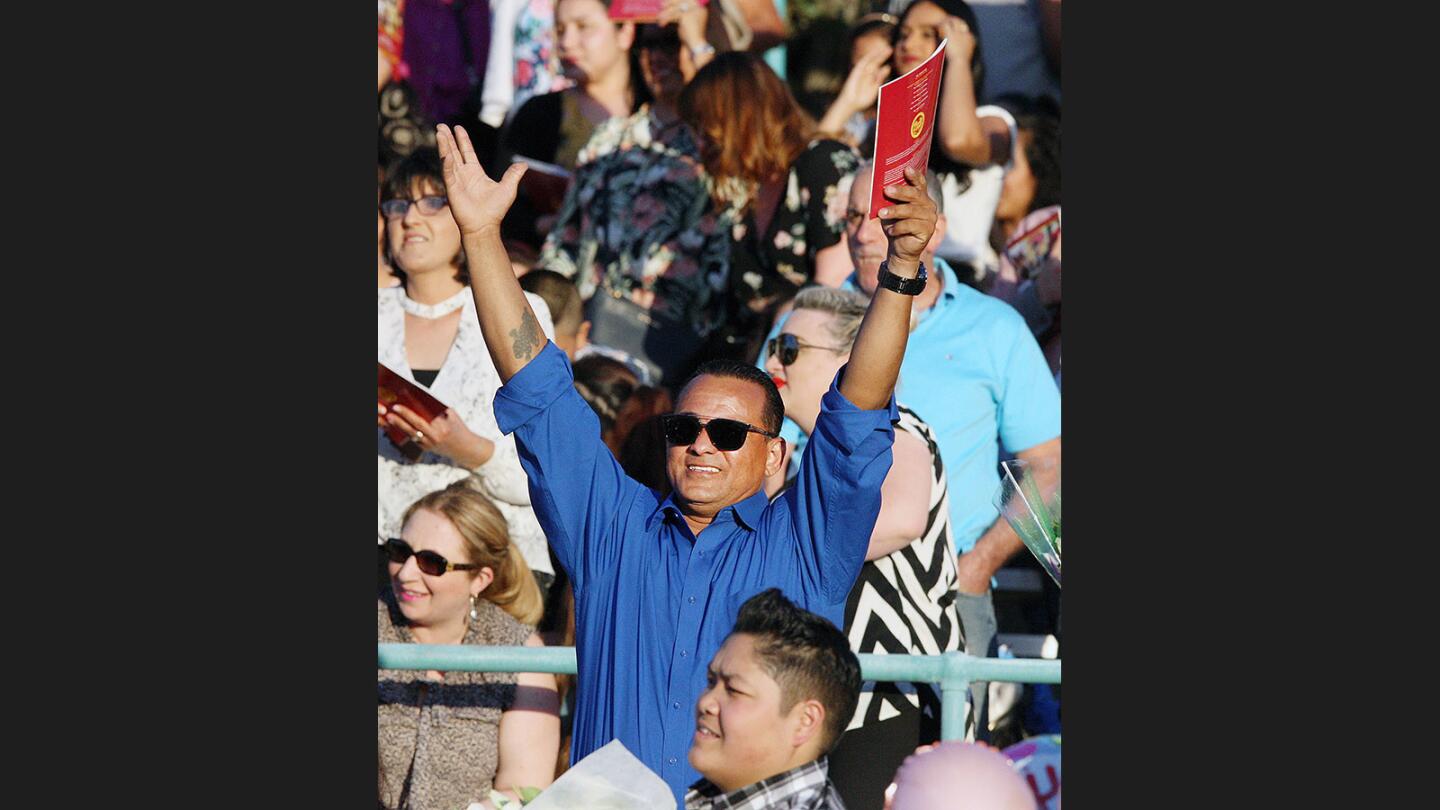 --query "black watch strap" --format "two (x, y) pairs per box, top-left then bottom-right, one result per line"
(877, 261), (928, 295)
